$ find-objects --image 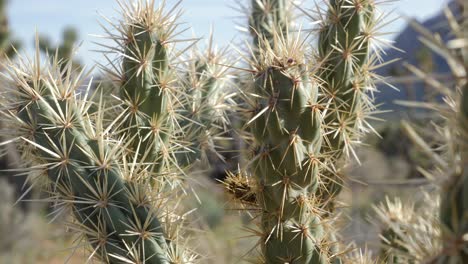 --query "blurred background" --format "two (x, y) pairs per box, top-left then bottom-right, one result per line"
(0, 0), (459, 263)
